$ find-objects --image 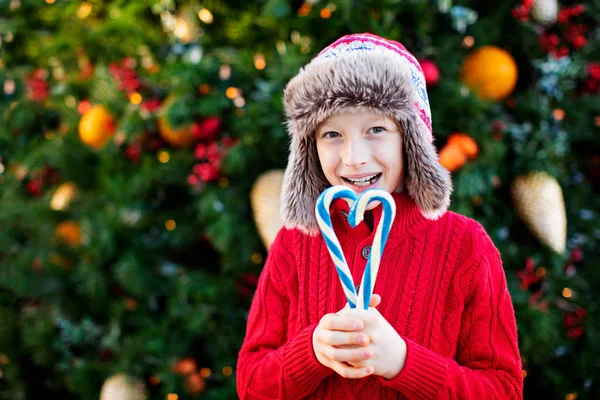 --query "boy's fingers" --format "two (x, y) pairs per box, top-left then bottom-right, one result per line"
(323, 314), (364, 331)
(369, 294), (381, 308)
(331, 361), (374, 379)
(317, 331), (370, 346)
(324, 346), (372, 363)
